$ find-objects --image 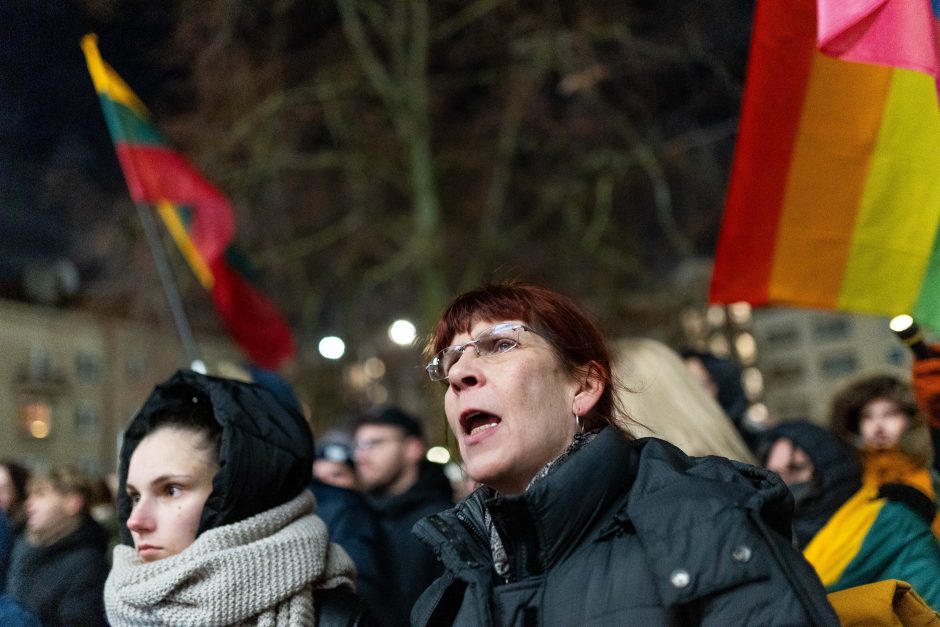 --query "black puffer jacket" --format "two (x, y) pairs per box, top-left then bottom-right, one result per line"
(116, 369), (315, 544)
(7, 514), (109, 626)
(369, 460), (454, 627)
(412, 427), (838, 626)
